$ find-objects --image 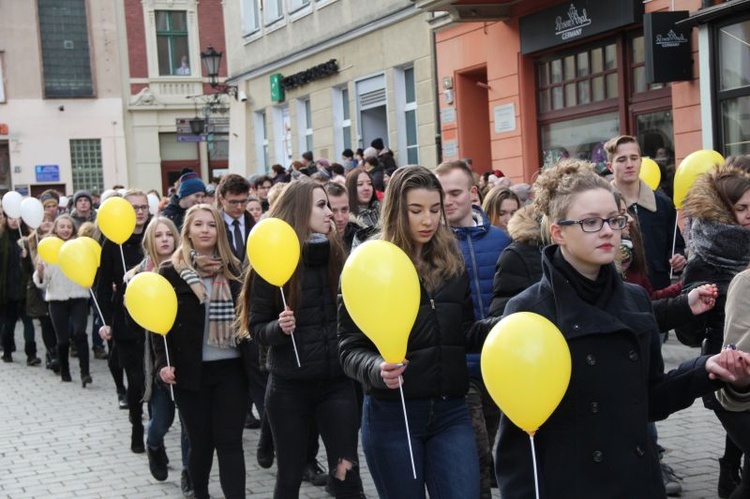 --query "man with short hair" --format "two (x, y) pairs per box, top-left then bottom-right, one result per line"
(252, 175), (273, 212)
(161, 171), (206, 230)
(325, 182), (359, 254)
(606, 135), (685, 289)
(70, 190), (97, 230)
(300, 151), (318, 176)
(436, 160), (510, 499)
